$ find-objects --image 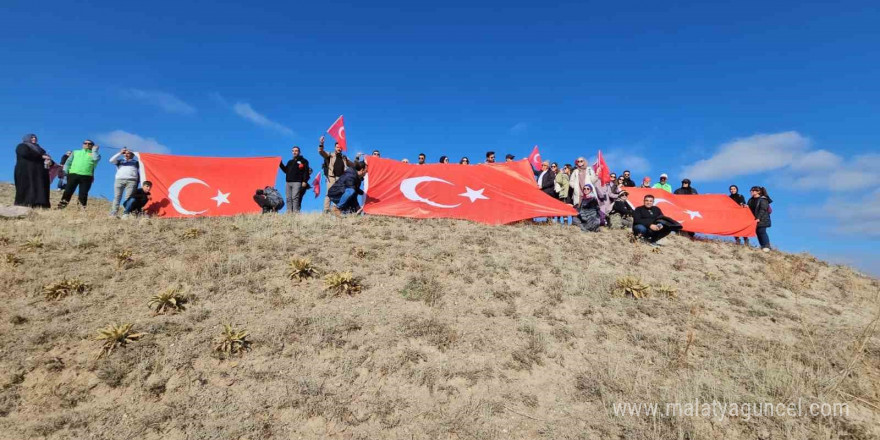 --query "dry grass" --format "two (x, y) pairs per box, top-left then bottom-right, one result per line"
(323, 272), (362, 296)
(287, 257), (318, 281)
(0, 183), (878, 439)
(42, 278), (91, 300)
